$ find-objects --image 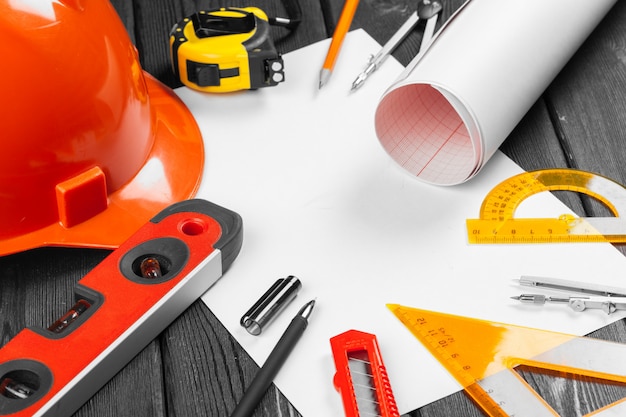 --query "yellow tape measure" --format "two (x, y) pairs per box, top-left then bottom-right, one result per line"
(170, 7), (285, 93)
(388, 304), (626, 417)
(467, 168), (626, 244)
